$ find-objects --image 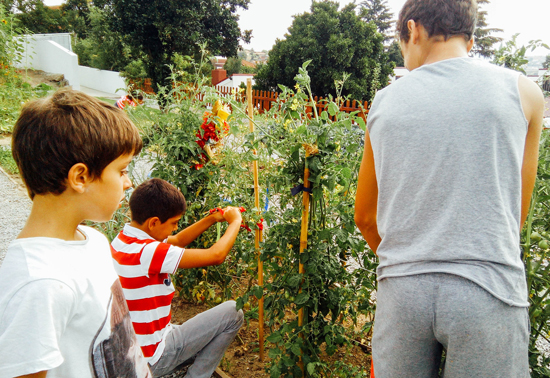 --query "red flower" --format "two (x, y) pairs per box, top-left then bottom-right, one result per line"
(194, 164), (203, 170)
